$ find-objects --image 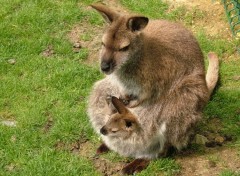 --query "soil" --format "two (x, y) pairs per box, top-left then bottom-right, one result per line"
(67, 0), (240, 175)
(42, 117), (53, 133)
(54, 138), (126, 175)
(165, 0), (233, 38)
(41, 45), (55, 57)
(54, 130), (239, 176)
(176, 147), (240, 176)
